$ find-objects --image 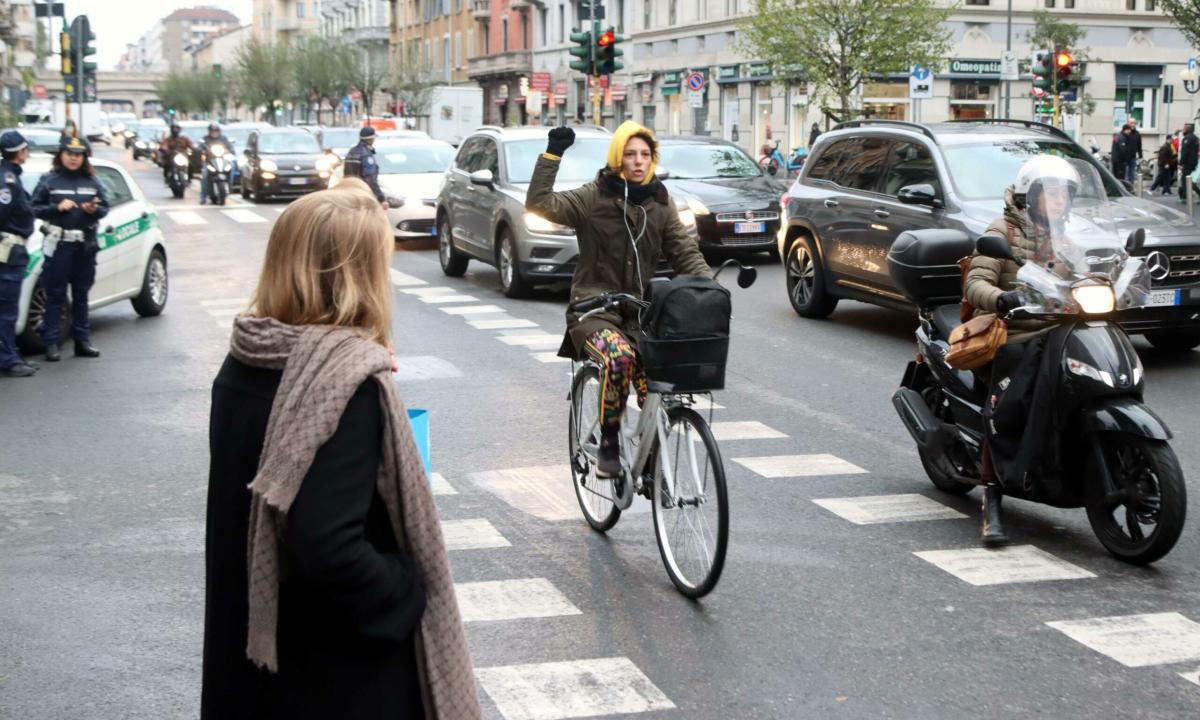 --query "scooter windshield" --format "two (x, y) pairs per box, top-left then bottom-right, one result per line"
(1013, 160), (1151, 315)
